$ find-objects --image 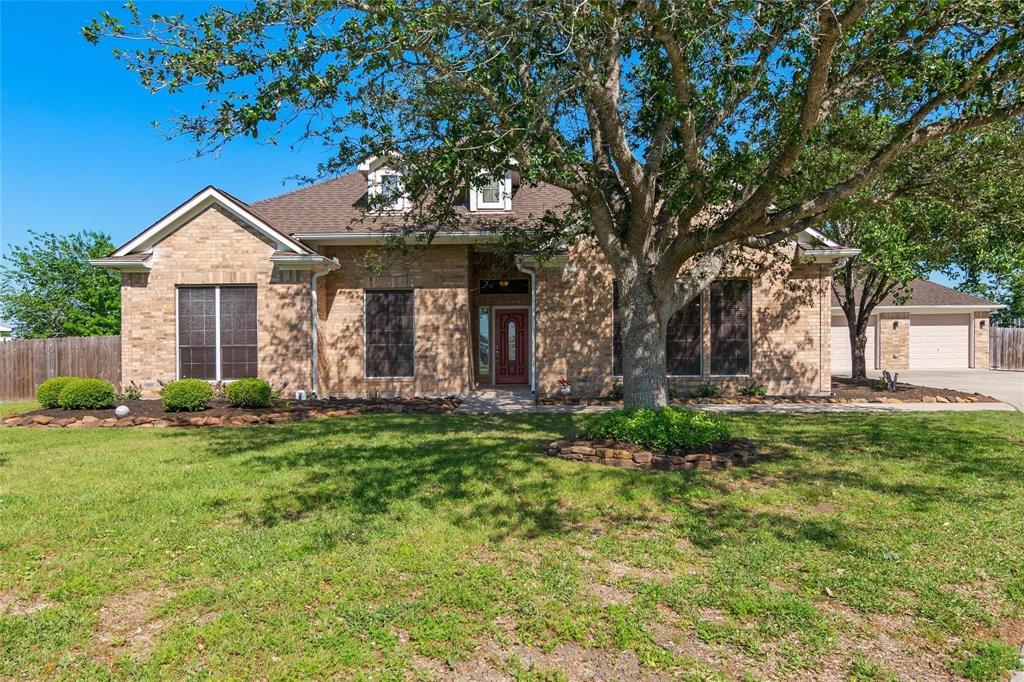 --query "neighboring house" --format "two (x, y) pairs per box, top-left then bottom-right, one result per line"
(0, 324), (10, 341)
(93, 160), (859, 399)
(830, 279), (1001, 375)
